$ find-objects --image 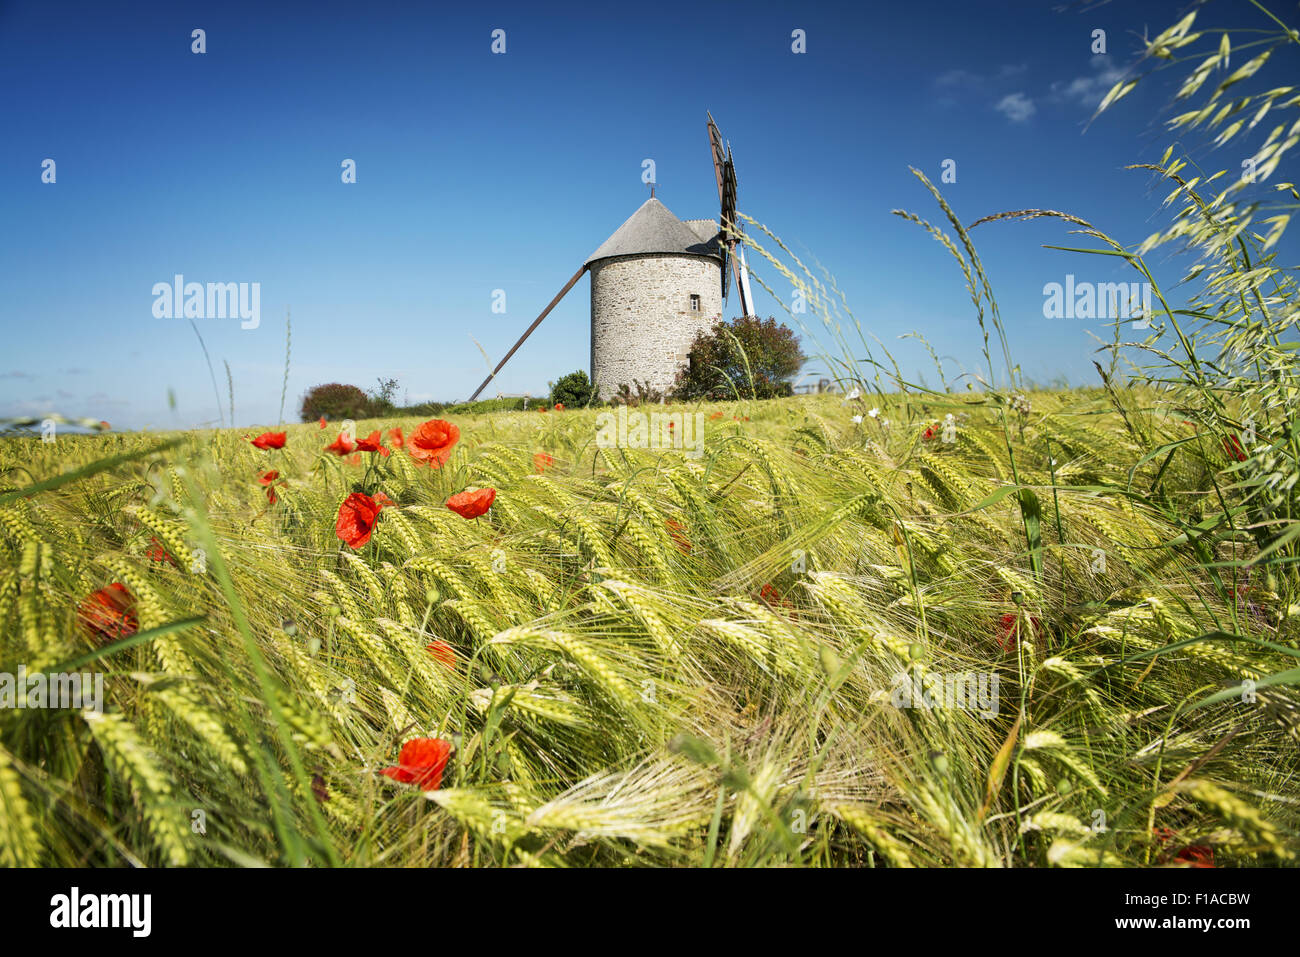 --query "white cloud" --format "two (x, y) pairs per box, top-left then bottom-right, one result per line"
(1050, 55), (1126, 110)
(935, 68), (980, 89)
(994, 92), (1036, 123)
(935, 63), (1026, 90)
(933, 63), (1028, 109)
